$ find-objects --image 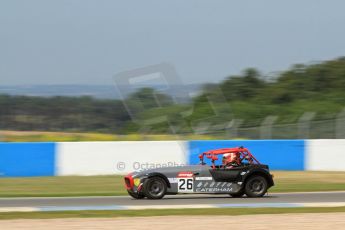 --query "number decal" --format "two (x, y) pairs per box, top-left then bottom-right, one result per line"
(178, 178), (194, 193)
(187, 179), (193, 189)
(178, 179), (185, 190)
